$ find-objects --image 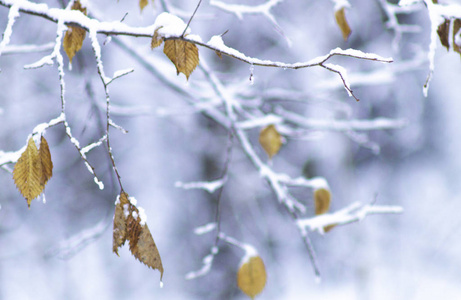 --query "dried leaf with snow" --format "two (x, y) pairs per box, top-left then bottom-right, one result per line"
(335, 7), (351, 41)
(163, 39), (199, 80)
(13, 138), (42, 207)
(39, 136), (53, 186)
(151, 27), (164, 49)
(259, 124), (282, 159)
(237, 255), (267, 299)
(113, 191), (164, 280)
(63, 0), (87, 63)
